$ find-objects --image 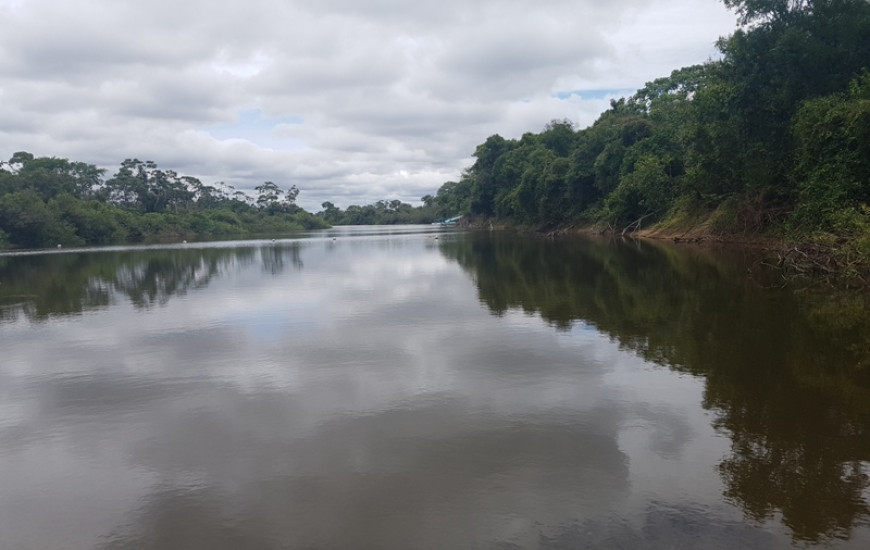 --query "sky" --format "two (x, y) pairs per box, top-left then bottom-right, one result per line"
(0, 0), (738, 211)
